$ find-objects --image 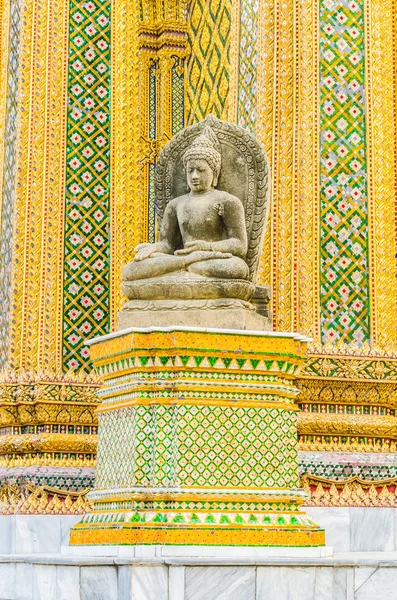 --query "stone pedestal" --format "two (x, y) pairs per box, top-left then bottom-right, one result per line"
(118, 299), (272, 331)
(70, 326), (324, 548)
